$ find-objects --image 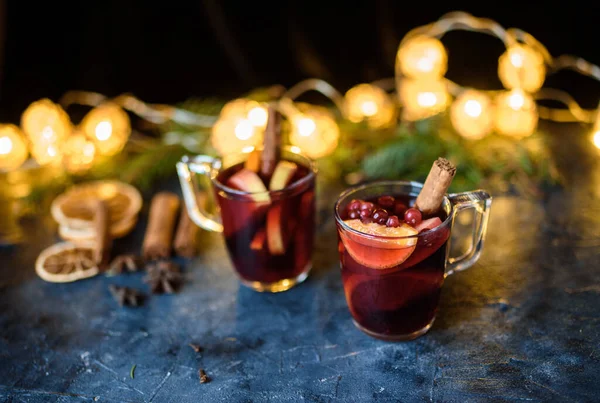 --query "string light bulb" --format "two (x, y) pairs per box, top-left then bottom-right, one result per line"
(344, 84), (397, 128)
(397, 35), (447, 79)
(21, 99), (71, 165)
(0, 124), (28, 171)
(211, 99), (268, 155)
(399, 78), (450, 121)
(498, 44), (546, 93)
(220, 99), (269, 129)
(450, 90), (493, 139)
(211, 116), (262, 155)
(81, 102), (131, 156)
(592, 106), (600, 150)
(62, 131), (96, 174)
(494, 89), (538, 138)
(289, 103), (339, 159)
